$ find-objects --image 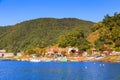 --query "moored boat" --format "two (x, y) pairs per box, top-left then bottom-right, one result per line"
(29, 58), (41, 62)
